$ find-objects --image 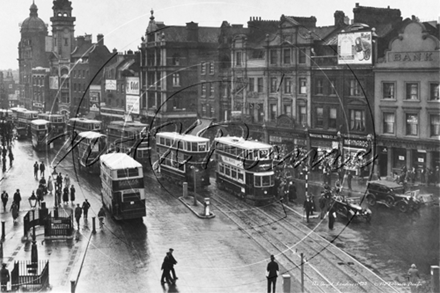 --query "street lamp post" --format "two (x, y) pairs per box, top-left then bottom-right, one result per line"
(337, 131), (344, 170)
(366, 134), (374, 177)
(191, 166), (198, 206)
(28, 193), (38, 263)
(305, 128), (311, 198)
